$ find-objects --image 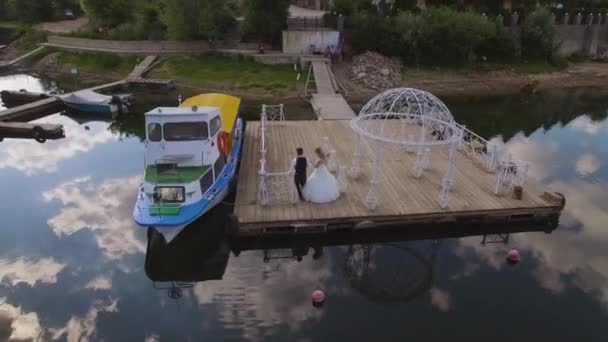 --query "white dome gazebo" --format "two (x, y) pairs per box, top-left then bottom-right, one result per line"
(349, 88), (464, 210)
